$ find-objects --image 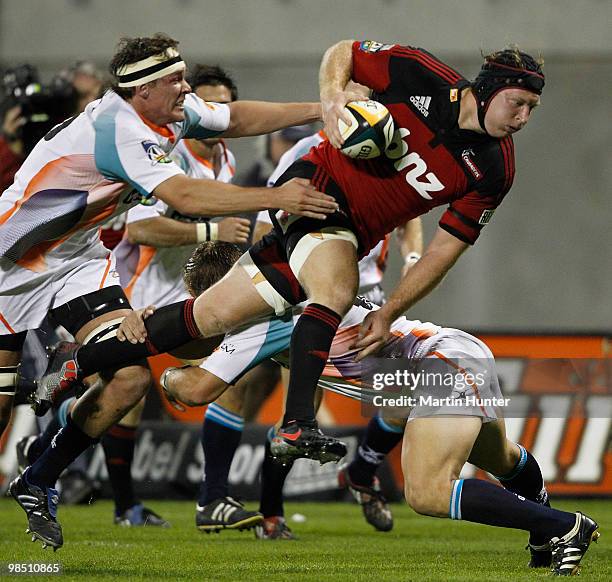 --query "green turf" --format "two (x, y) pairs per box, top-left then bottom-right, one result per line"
(0, 498), (609, 581)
